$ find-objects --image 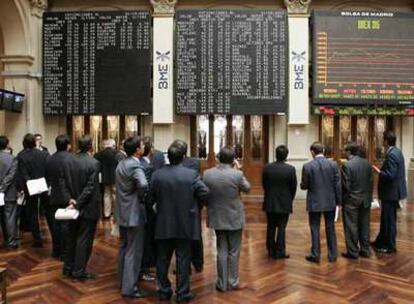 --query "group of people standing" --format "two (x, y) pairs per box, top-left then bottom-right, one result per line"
(263, 130), (407, 264)
(0, 129), (408, 302)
